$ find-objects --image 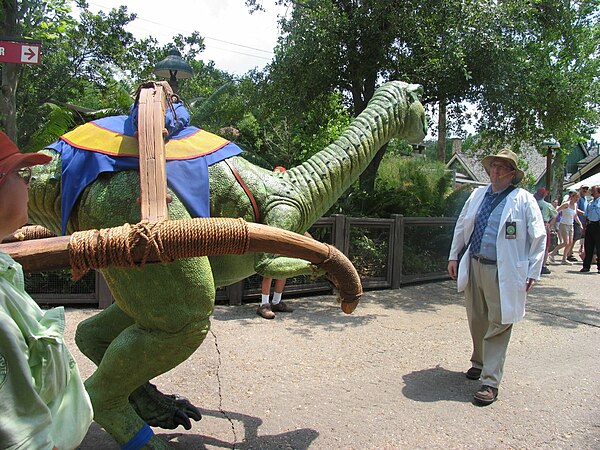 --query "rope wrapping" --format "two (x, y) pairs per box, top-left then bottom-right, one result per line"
(2, 225), (56, 243)
(316, 244), (363, 307)
(69, 218), (249, 280)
